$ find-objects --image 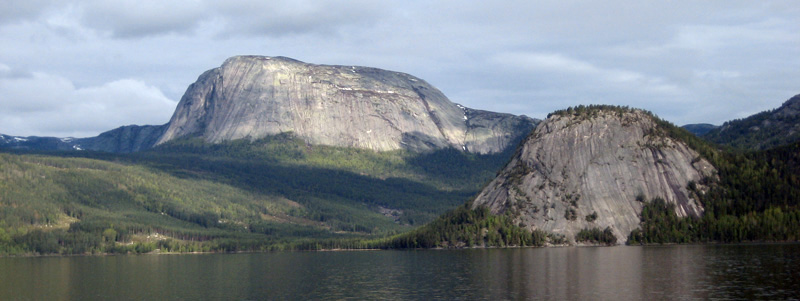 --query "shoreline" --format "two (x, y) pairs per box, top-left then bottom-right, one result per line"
(3, 240), (799, 258)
